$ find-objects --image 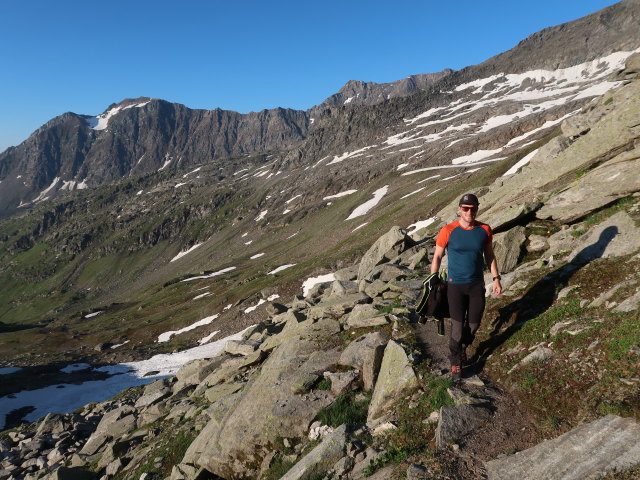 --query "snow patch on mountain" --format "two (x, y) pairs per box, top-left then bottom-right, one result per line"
(346, 185), (389, 220)
(158, 314), (219, 343)
(171, 243), (202, 263)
